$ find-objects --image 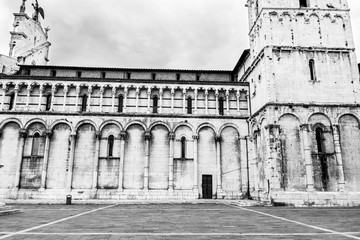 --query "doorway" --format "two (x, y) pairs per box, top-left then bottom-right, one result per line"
(202, 175), (213, 199)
